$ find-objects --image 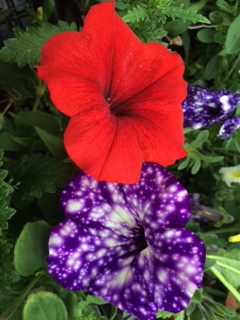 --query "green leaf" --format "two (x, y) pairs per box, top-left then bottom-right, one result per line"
(197, 29), (215, 43)
(207, 249), (240, 286)
(186, 300), (196, 316)
(192, 289), (203, 303)
(43, 0), (55, 19)
(86, 295), (108, 305)
(0, 150), (16, 231)
(0, 133), (32, 152)
(204, 55), (219, 80)
(204, 258), (216, 271)
(189, 306), (204, 320)
(109, 305), (117, 320)
(188, 0), (207, 11)
(23, 292), (68, 320)
(164, 20), (190, 36)
(216, 0), (234, 15)
(209, 11), (224, 24)
(225, 15), (240, 54)
(0, 238), (20, 286)
(191, 158), (201, 174)
(122, 5), (148, 23)
(35, 127), (66, 159)
(7, 154), (74, 203)
(177, 157), (190, 170)
(11, 136), (34, 148)
(163, 6), (210, 24)
(14, 221), (51, 276)
(190, 130), (209, 149)
(56, 291), (80, 320)
(157, 309), (184, 319)
(0, 21), (77, 67)
(157, 309), (175, 318)
(18, 111), (60, 135)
